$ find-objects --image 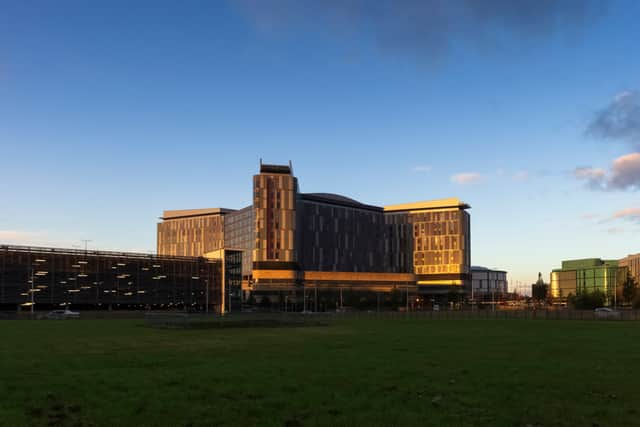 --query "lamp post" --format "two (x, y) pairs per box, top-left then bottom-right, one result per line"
(30, 267), (35, 316)
(406, 286), (409, 312)
(81, 239), (92, 253)
(614, 267), (617, 310)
